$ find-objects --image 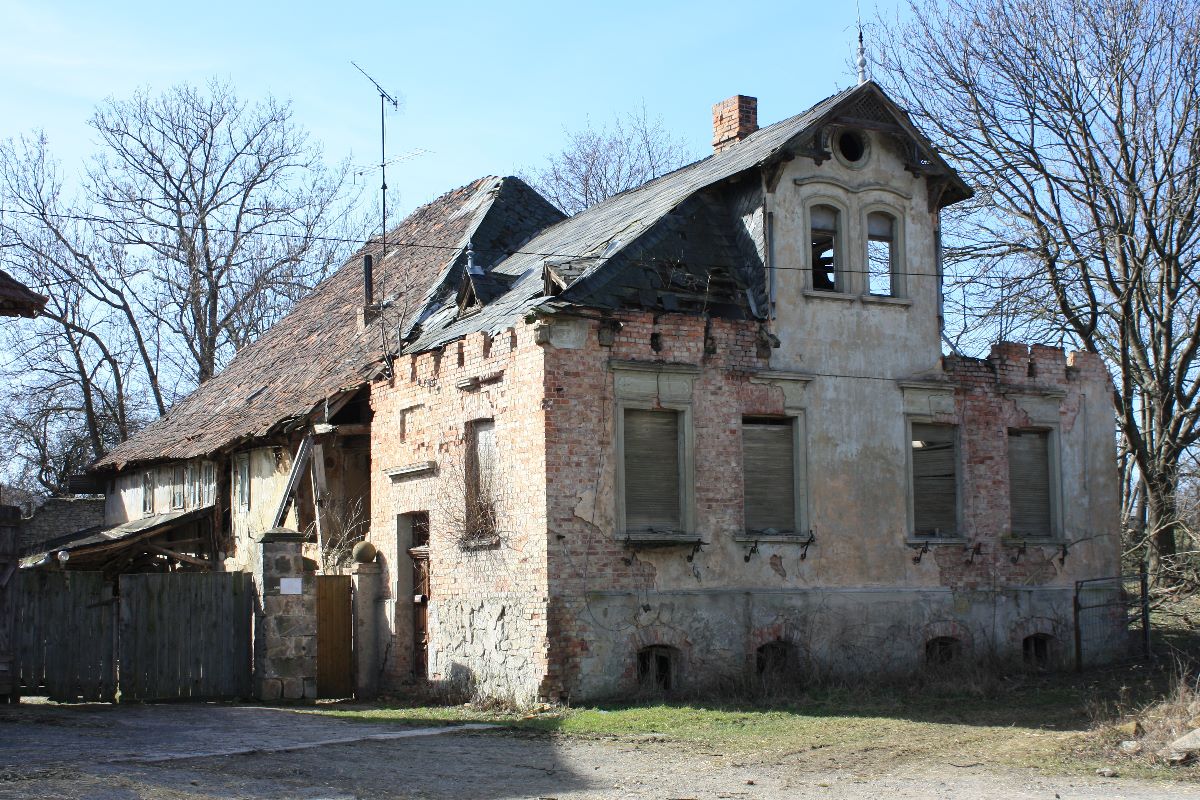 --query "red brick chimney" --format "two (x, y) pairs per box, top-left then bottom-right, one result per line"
(712, 95), (758, 152)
